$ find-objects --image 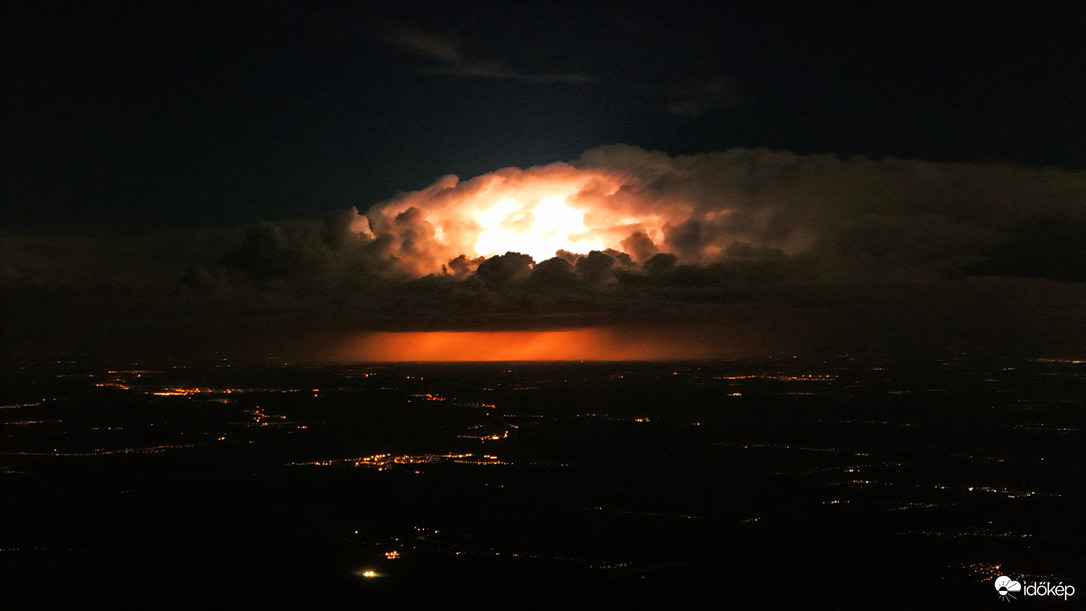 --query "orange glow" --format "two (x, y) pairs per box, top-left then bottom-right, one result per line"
(343, 328), (721, 362)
